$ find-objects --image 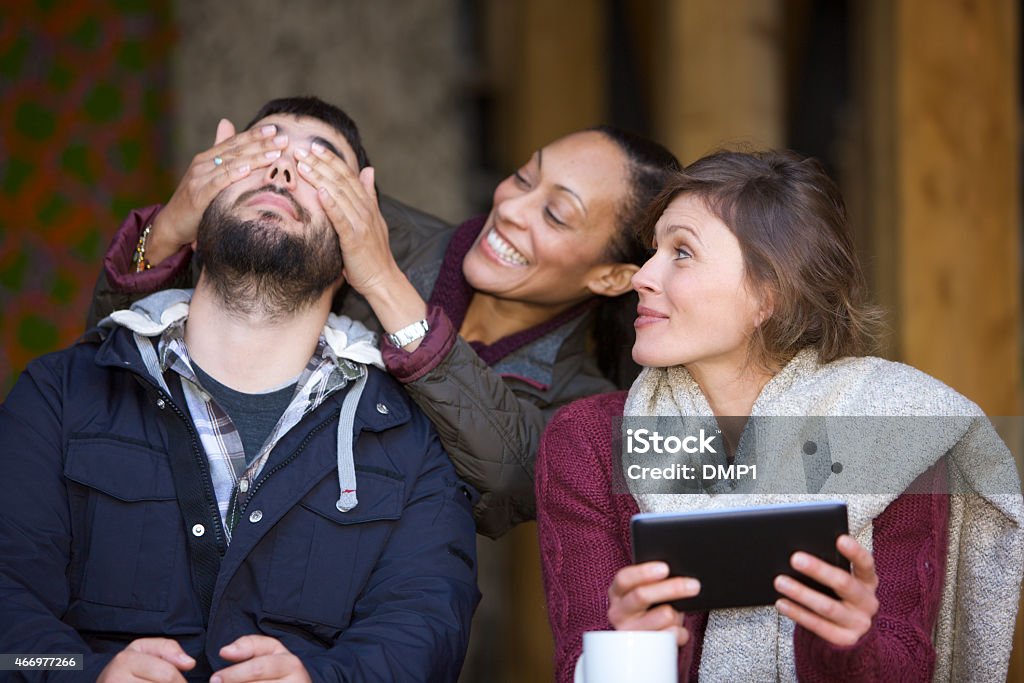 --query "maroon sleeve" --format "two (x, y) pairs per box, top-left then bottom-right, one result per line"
(536, 393), (701, 683)
(103, 204), (193, 293)
(381, 304), (458, 383)
(793, 460), (949, 682)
